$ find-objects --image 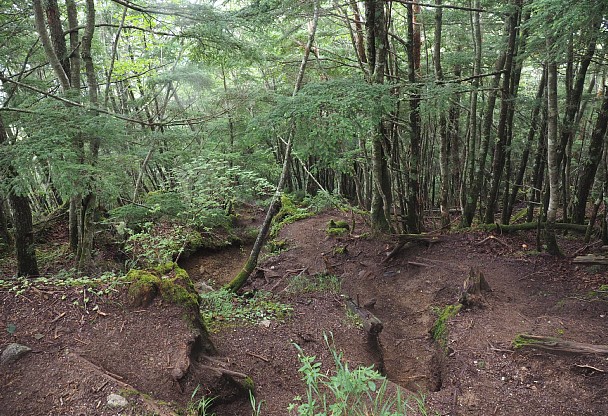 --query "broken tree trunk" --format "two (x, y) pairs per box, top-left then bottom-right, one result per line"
(346, 297), (385, 374)
(514, 334), (608, 355)
(459, 267), (492, 308)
